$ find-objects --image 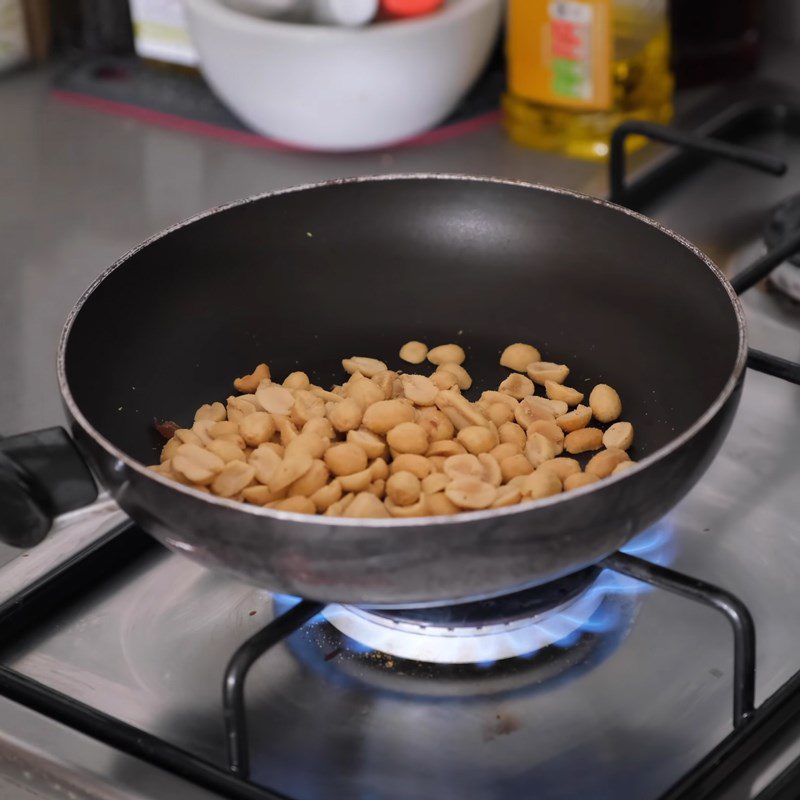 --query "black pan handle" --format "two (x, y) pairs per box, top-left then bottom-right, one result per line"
(0, 428), (98, 548)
